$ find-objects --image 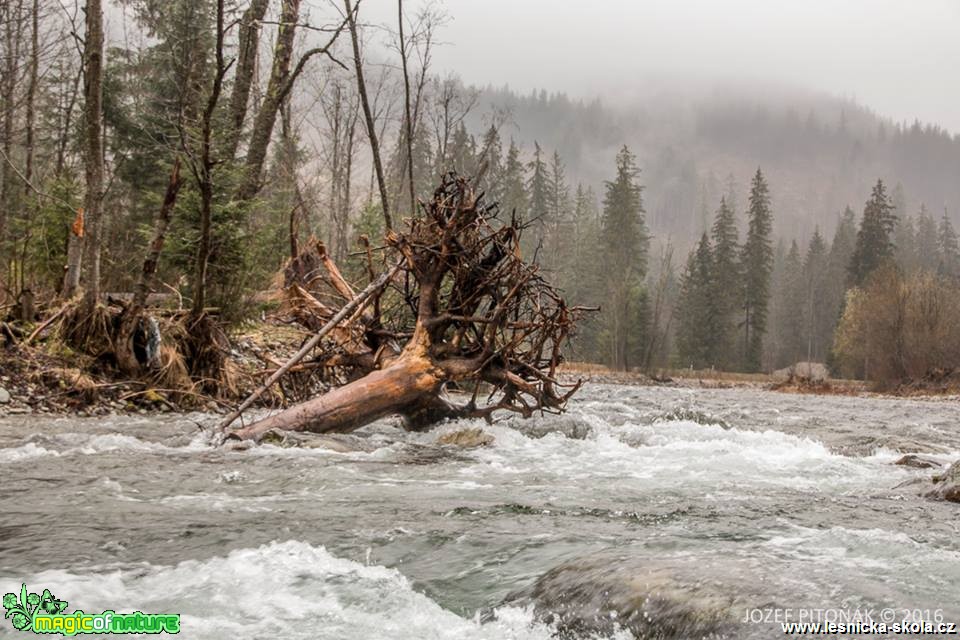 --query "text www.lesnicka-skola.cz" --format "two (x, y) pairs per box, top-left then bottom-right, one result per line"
(782, 621), (958, 635)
